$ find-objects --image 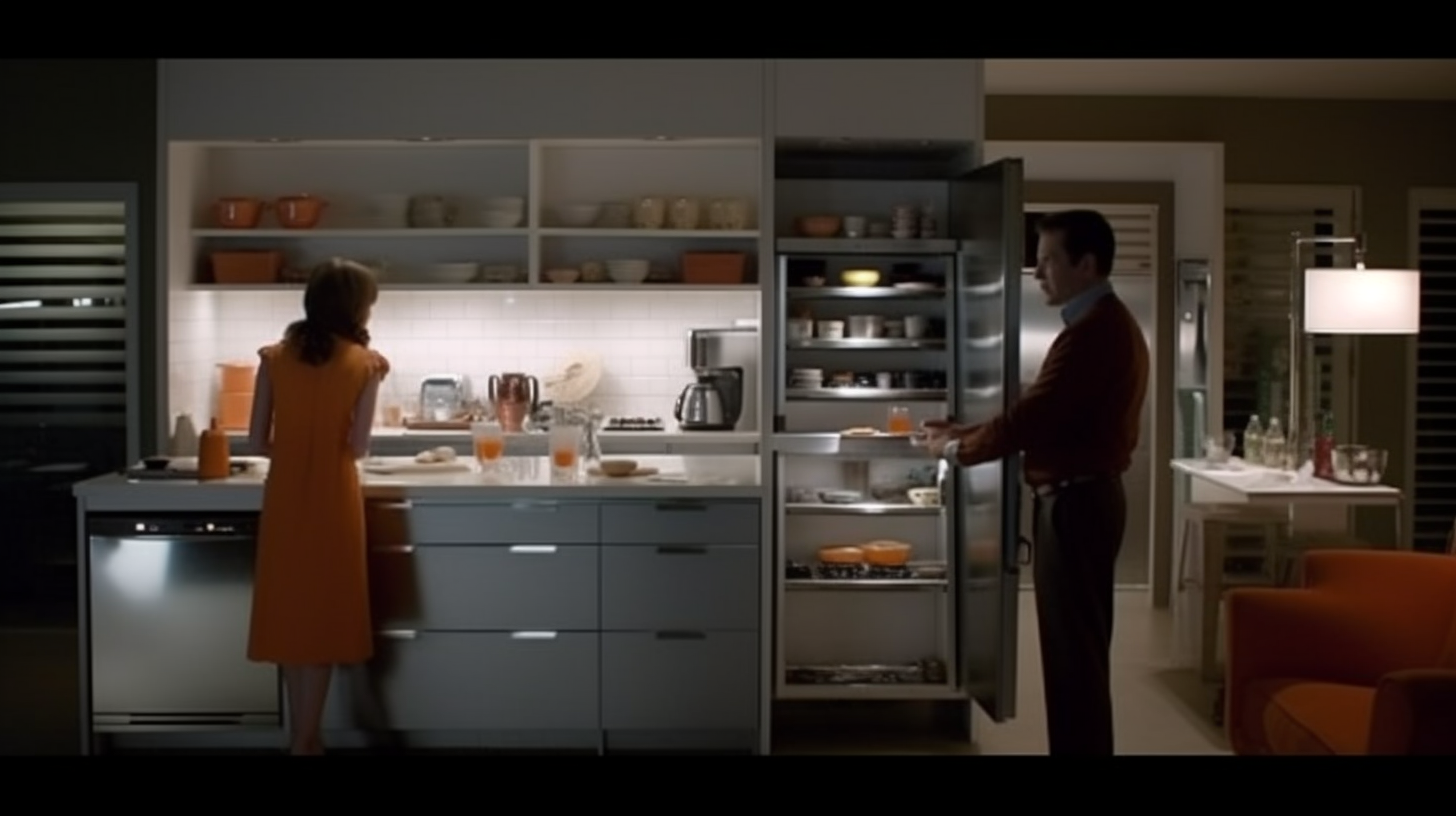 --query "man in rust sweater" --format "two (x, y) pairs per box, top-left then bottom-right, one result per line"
(924, 209), (1149, 756)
